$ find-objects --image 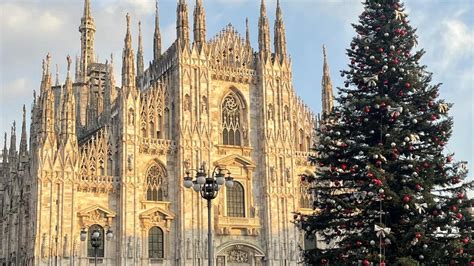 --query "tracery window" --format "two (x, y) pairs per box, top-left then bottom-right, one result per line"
(226, 181), (245, 217)
(148, 227), (164, 259)
(222, 93), (243, 146)
(146, 164), (166, 201)
(87, 224), (105, 258)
